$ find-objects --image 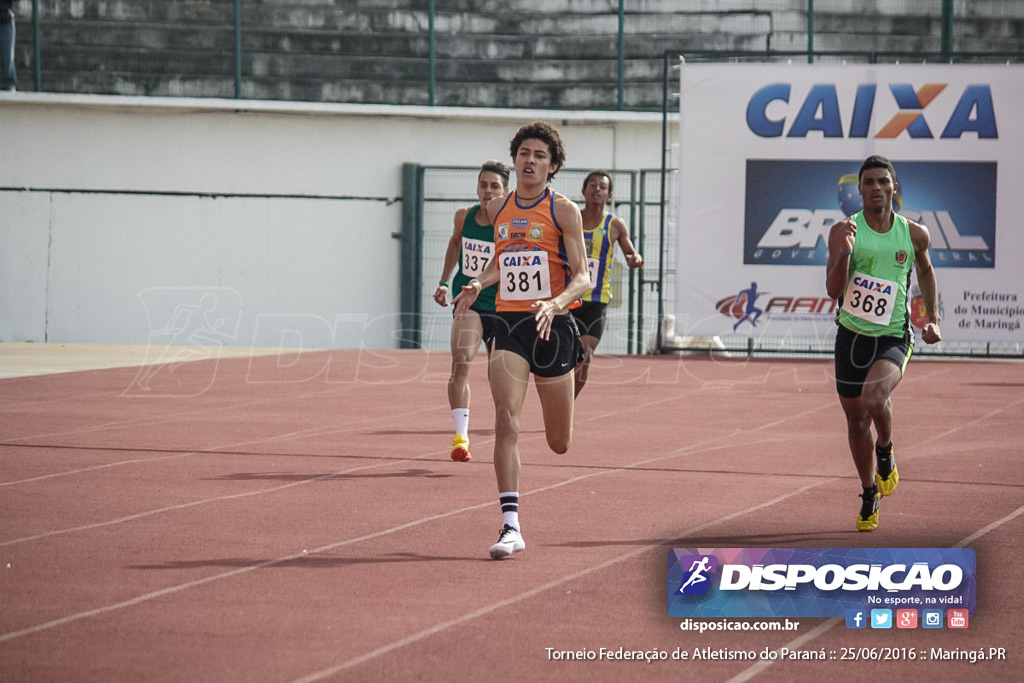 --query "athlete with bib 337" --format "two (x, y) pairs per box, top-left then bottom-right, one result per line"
(434, 160), (511, 463)
(826, 155), (941, 532)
